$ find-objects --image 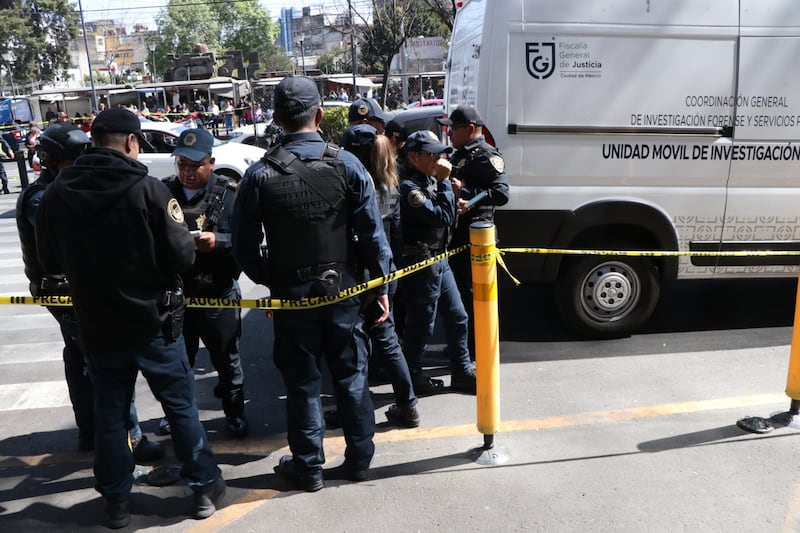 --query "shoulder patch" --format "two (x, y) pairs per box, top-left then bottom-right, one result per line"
(408, 189), (426, 208)
(167, 198), (185, 224)
(489, 155), (505, 173)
